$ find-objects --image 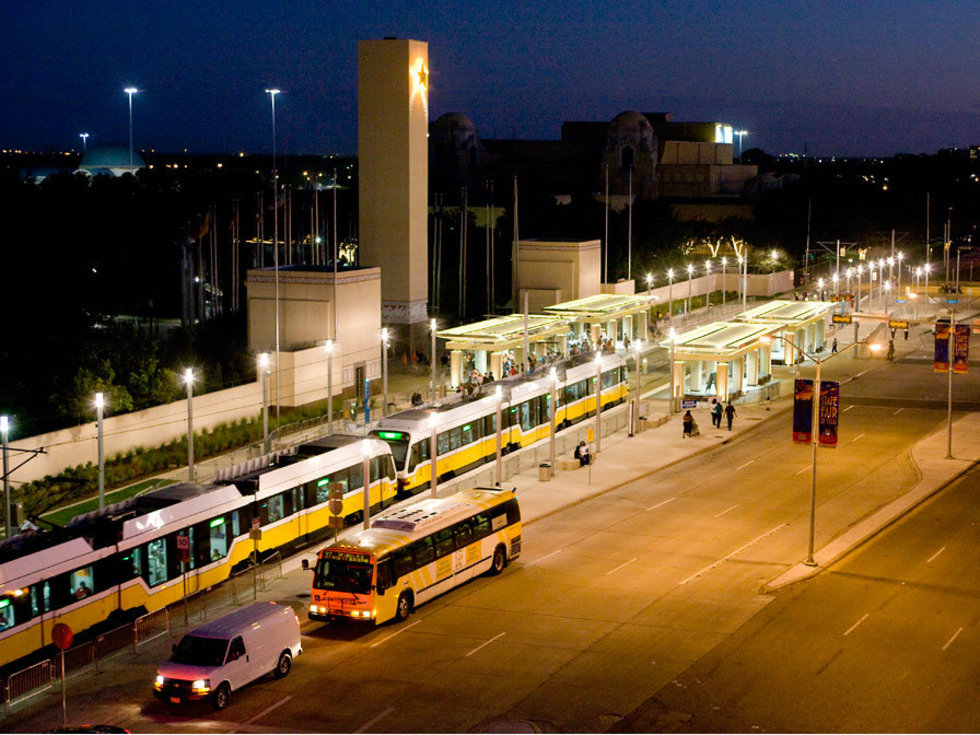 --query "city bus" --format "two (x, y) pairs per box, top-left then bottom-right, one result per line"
(307, 487), (522, 625)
